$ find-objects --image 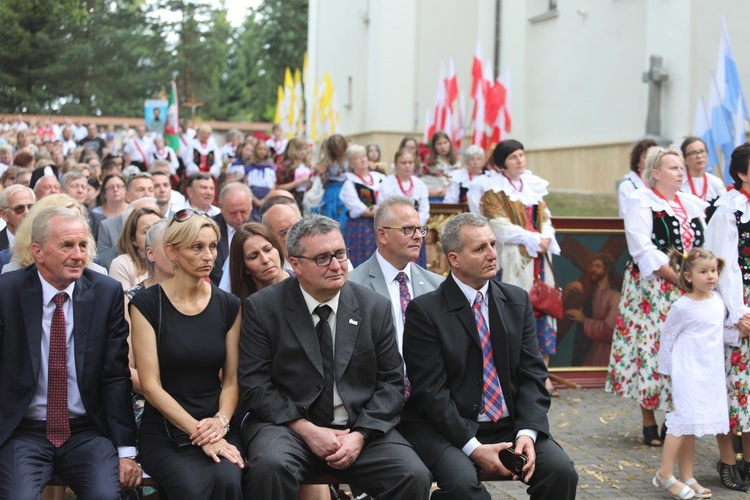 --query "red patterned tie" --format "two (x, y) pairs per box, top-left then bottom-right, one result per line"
(395, 272), (412, 398)
(473, 292), (505, 421)
(47, 292), (70, 448)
